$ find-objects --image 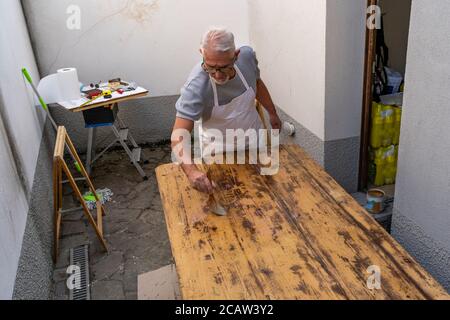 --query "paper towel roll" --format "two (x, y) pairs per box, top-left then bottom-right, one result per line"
(56, 68), (80, 101)
(37, 67), (81, 103)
